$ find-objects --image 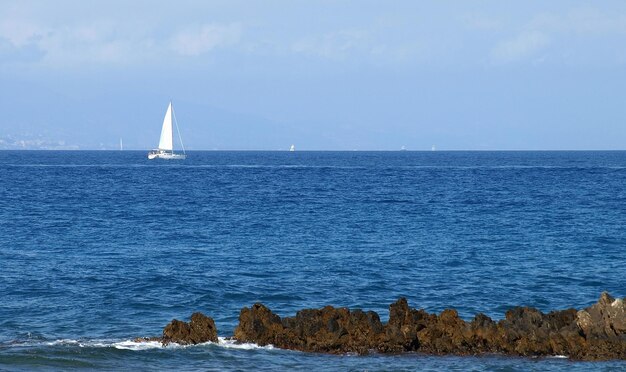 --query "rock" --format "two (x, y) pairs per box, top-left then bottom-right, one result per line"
(234, 303), (386, 354)
(434, 309), (471, 354)
(382, 298), (427, 352)
(577, 292), (626, 338)
(469, 313), (498, 352)
(233, 303), (284, 347)
(232, 292), (625, 360)
(162, 312), (218, 345)
(572, 292), (626, 360)
(153, 292), (624, 360)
